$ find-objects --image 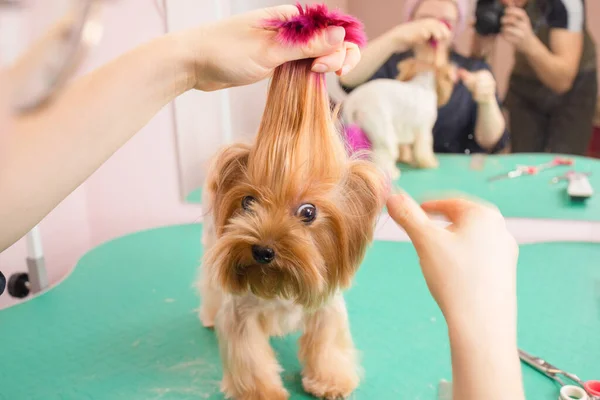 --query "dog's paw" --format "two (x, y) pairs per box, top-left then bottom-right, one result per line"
(235, 389), (289, 400)
(302, 371), (359, 400)
(397, 145), (413, 165)
(415, 155), (439, 169)
(222, 377), (289, 400)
